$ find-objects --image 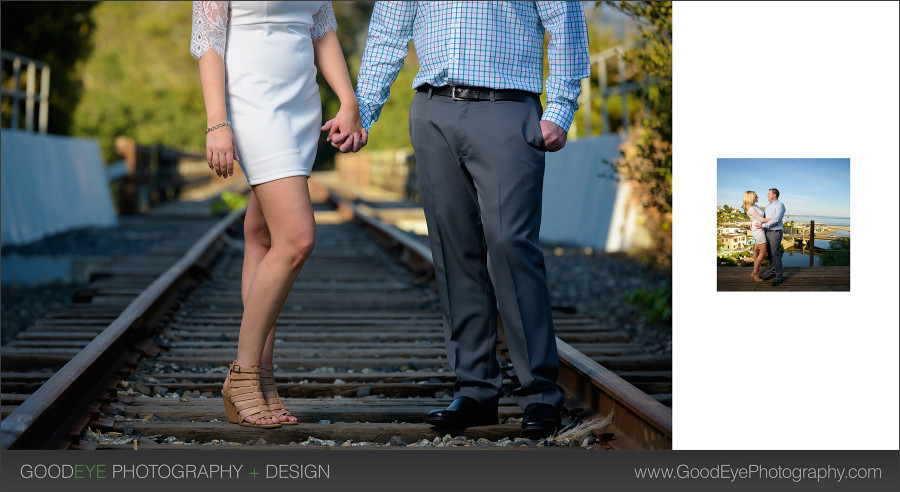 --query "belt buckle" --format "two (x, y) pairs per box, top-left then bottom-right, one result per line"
(451, 86), (464, 101)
